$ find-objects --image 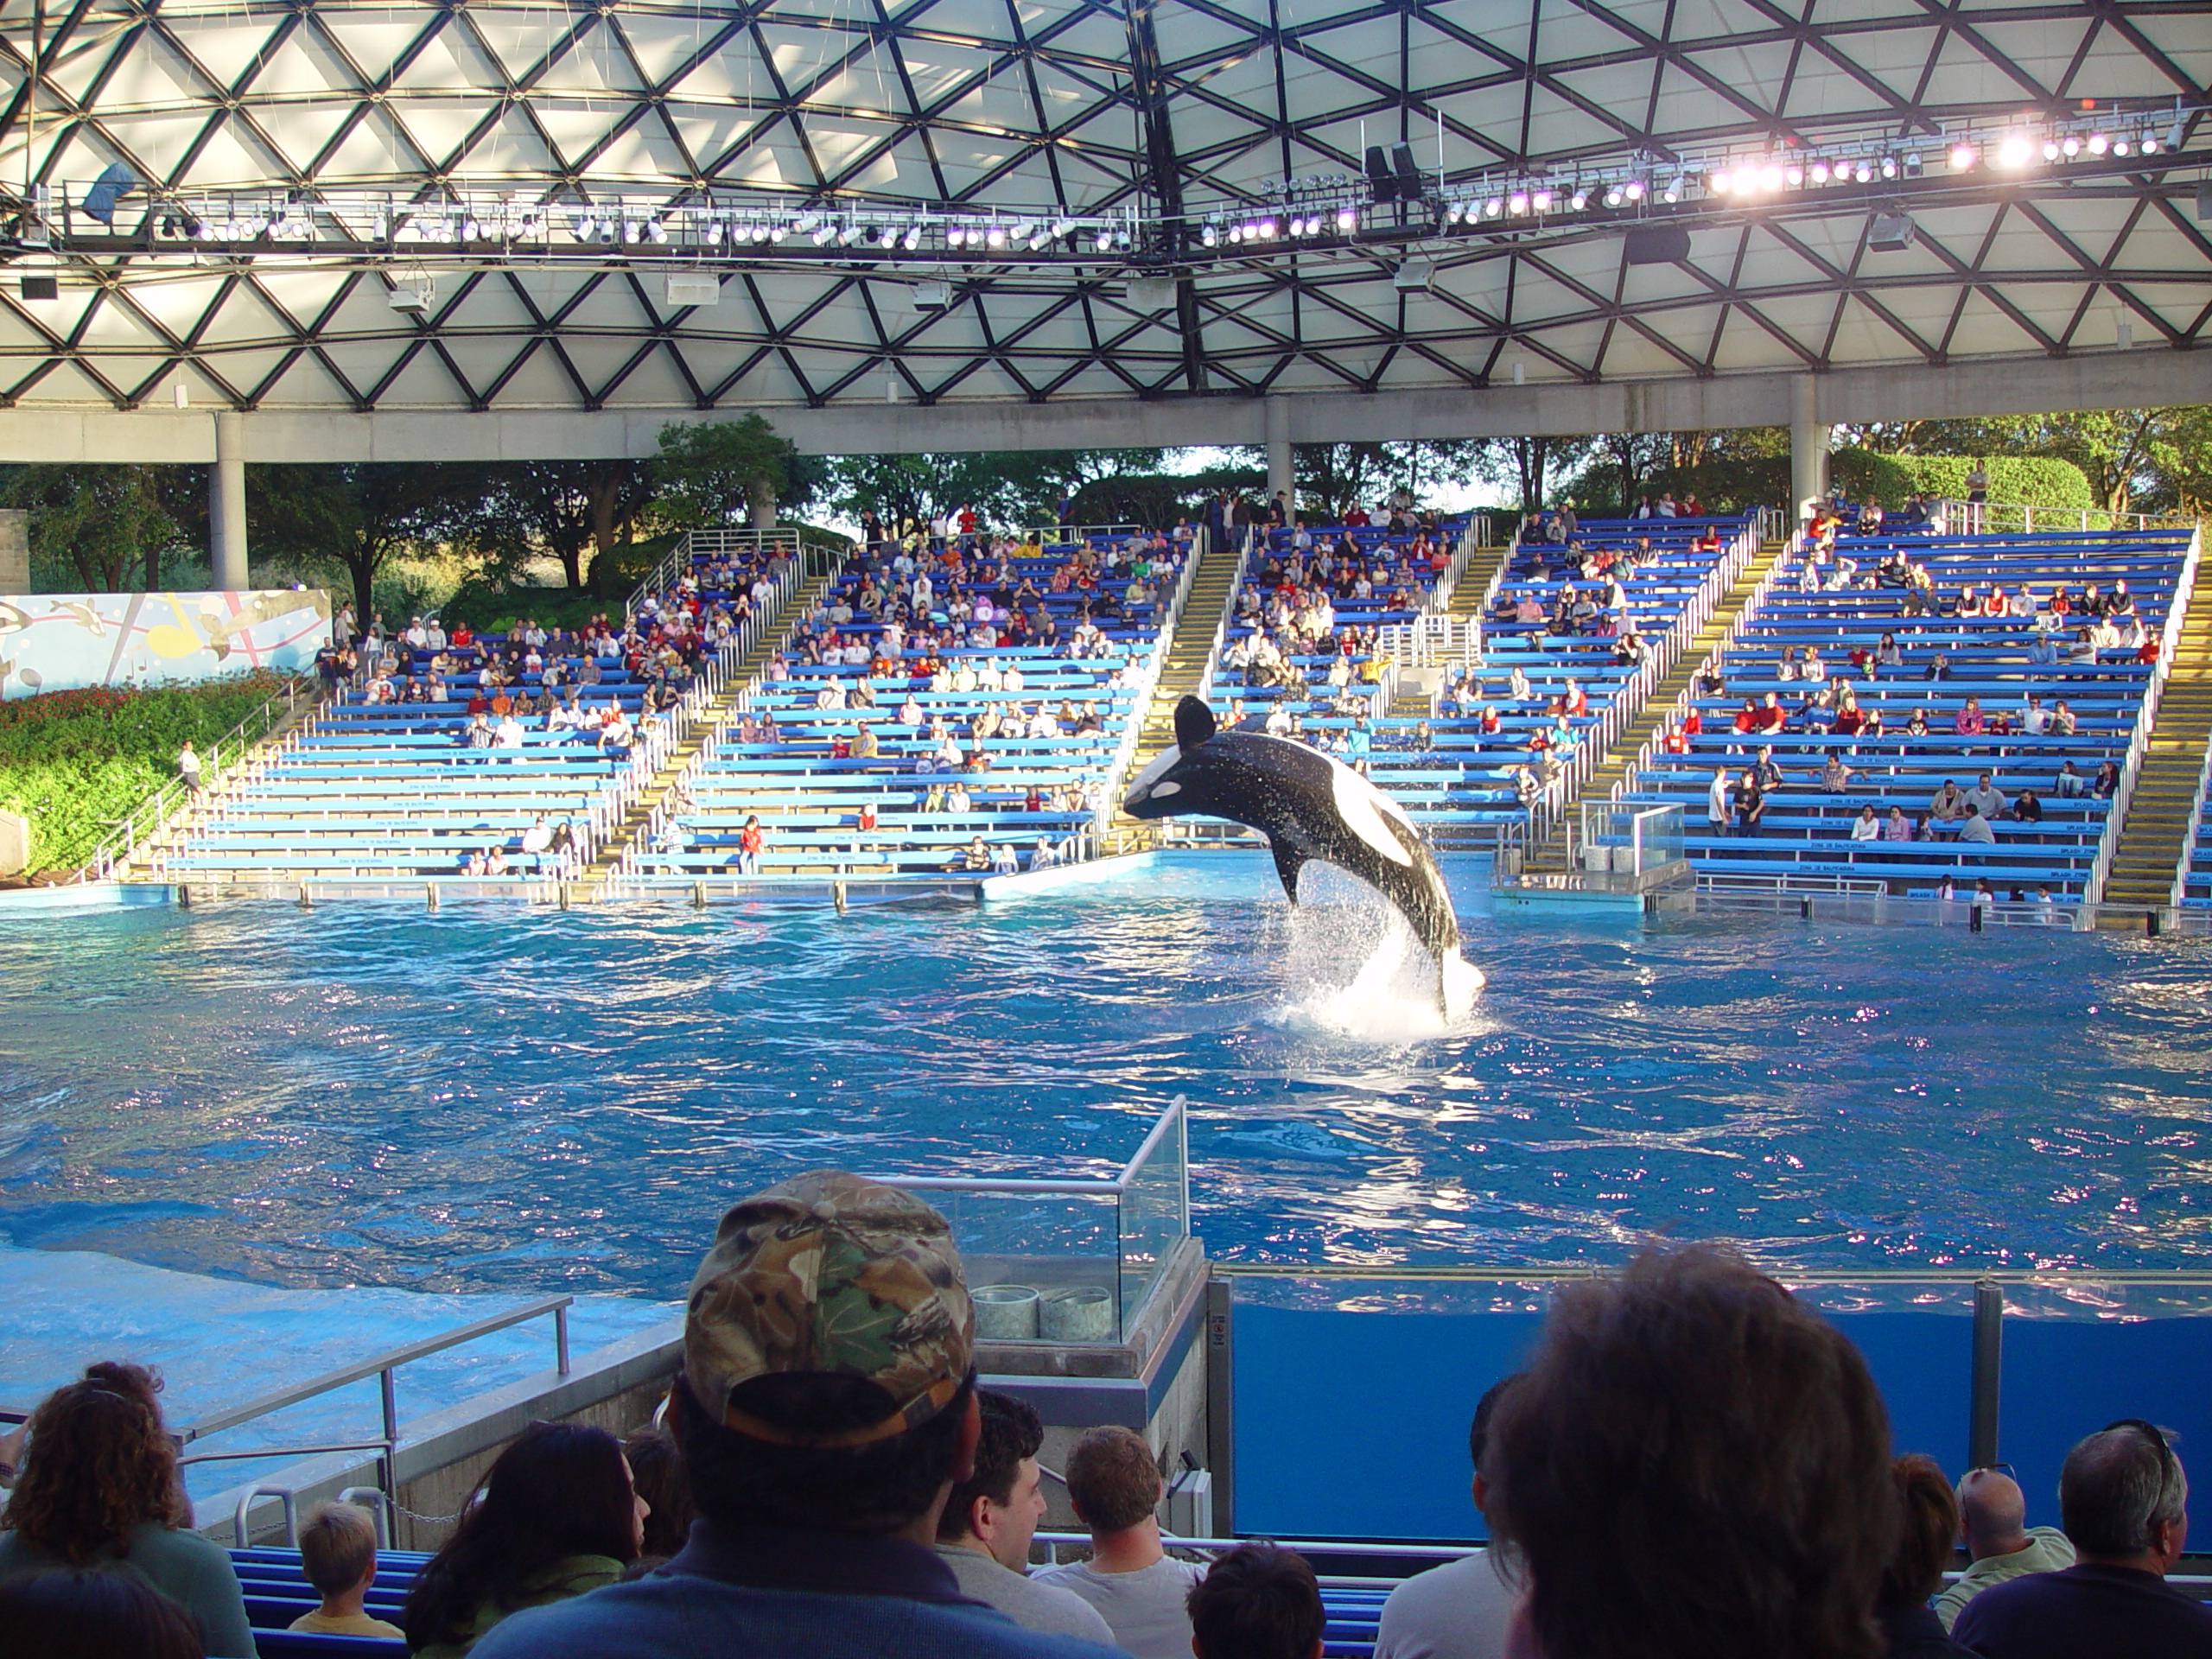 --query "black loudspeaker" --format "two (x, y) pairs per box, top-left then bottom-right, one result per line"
(1623, 224), (1691, 264)
(2196, 181), (2212, 222)
(1391, 143), (1423, 198)
(1365, 146), (1398, 202)
(19, 275), (57, 301)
